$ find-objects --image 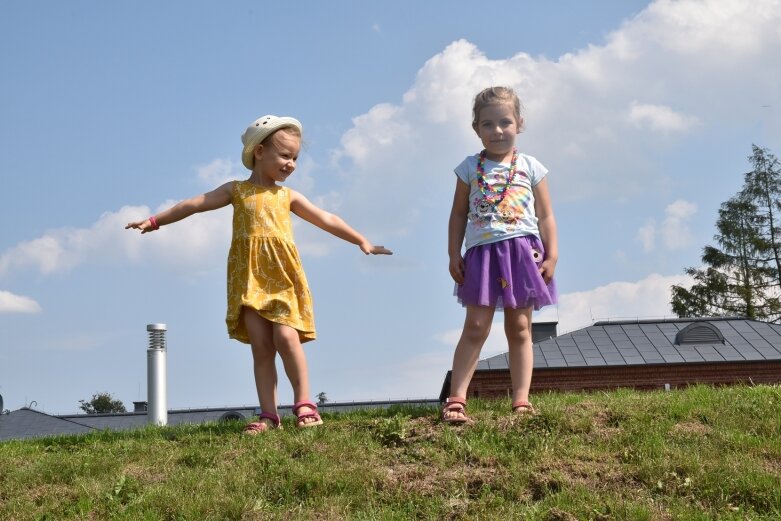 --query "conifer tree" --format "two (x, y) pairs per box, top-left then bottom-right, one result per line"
(671, 146), (781, 322)
(742, 145), (781, 290)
